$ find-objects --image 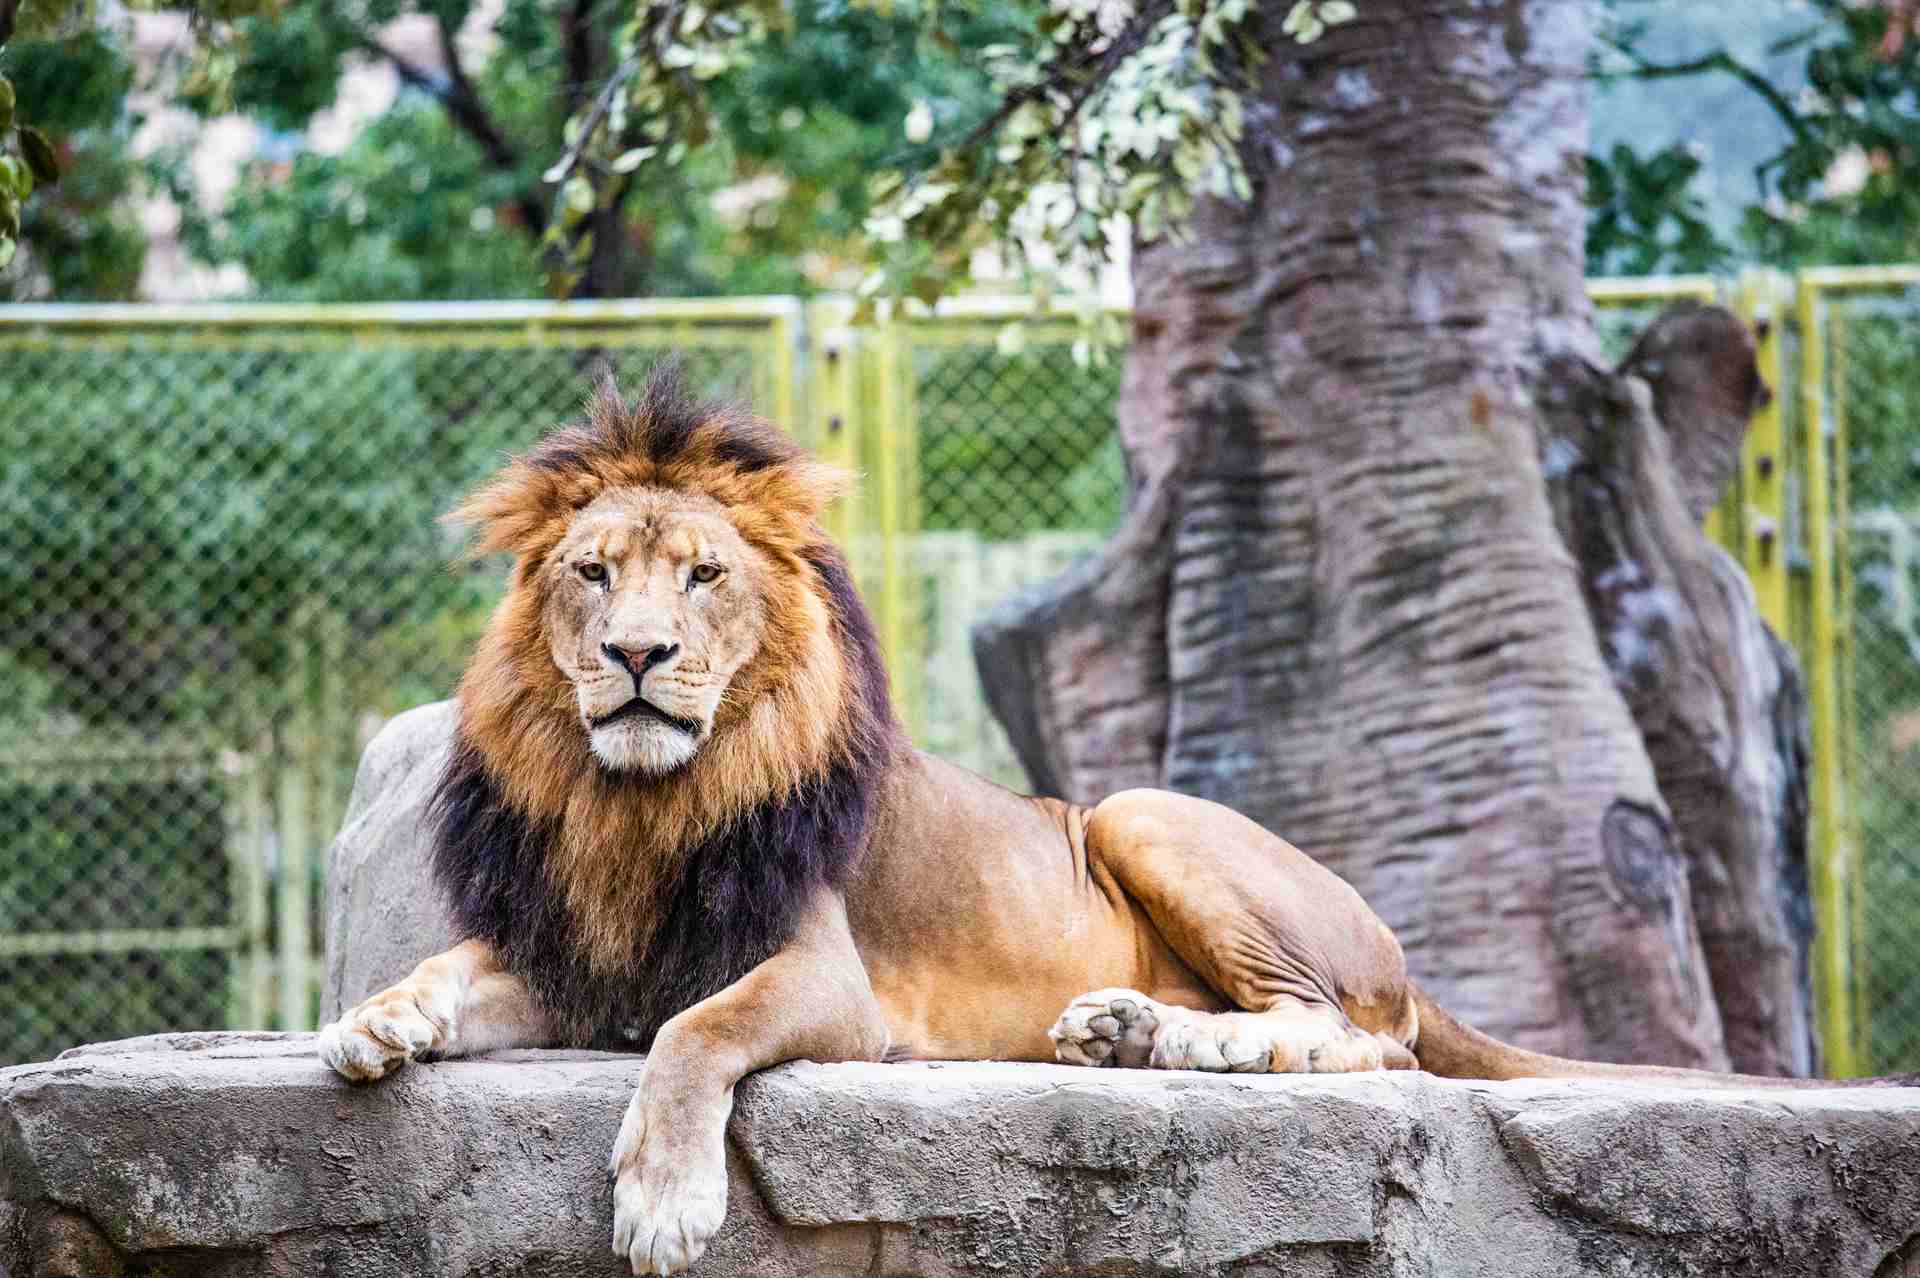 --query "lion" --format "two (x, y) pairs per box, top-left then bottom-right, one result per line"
(320, 365), (1899, 1276)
